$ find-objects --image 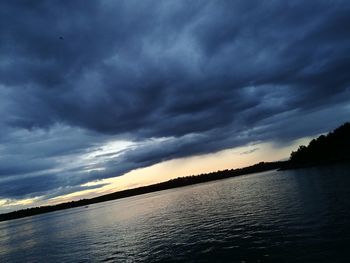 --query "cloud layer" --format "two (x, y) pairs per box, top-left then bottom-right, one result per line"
(1, 0), (350, 201)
